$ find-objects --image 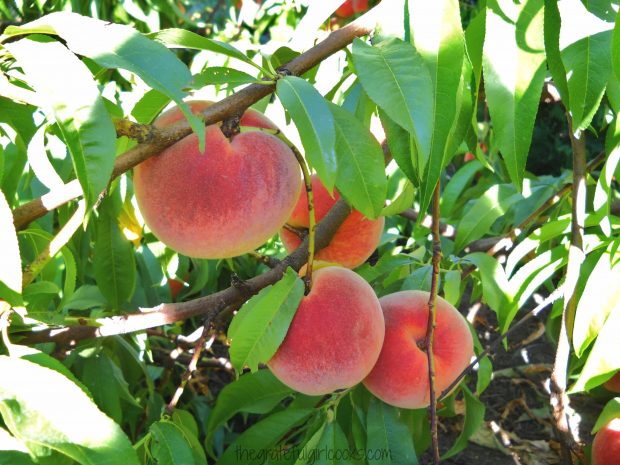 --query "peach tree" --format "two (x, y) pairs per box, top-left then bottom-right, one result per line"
(0, 1), (619, 464)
